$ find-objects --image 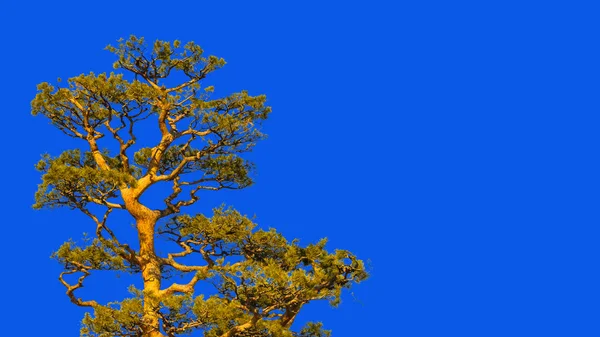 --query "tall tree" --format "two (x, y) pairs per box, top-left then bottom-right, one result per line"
(33, 36), (367, 337)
